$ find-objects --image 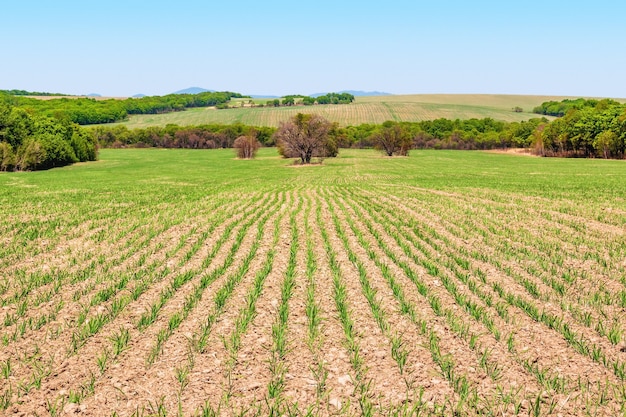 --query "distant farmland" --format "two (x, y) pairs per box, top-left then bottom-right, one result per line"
(104, 94), (572, 128)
